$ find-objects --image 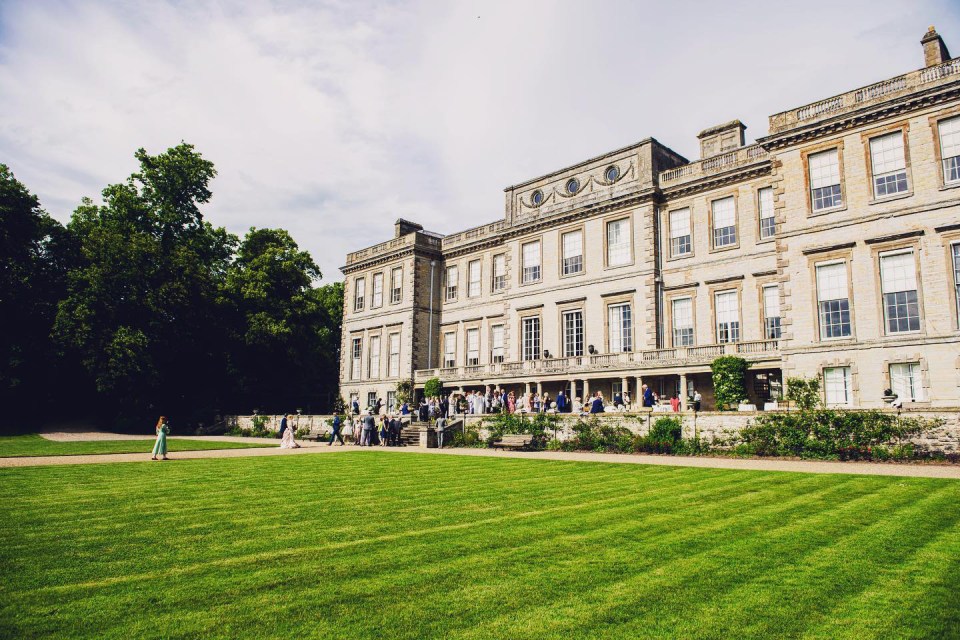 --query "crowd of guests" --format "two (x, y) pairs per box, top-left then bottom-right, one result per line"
(341, 385), (705, 430)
